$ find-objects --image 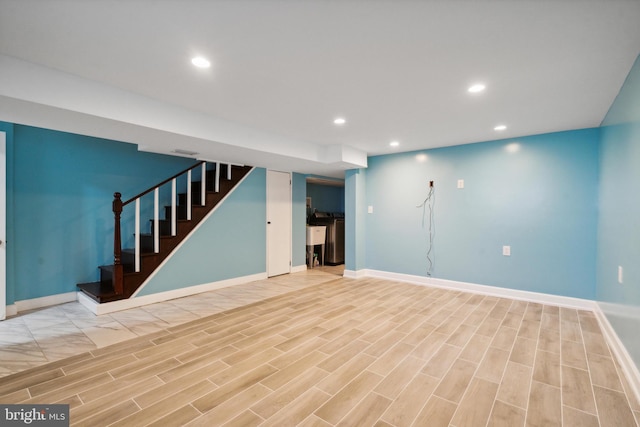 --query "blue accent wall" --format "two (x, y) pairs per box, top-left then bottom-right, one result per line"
(345, 168), (367, 271)
(597, 54), (640, 366)
(3, 122), (196, 303)
(0, 121), (314, 304)
(136, 168), (267, 296)
(0, 122), (15, 306)
(306, 183), (345, 214)
(361, 129), (600, 299)
(292, 173), (307, 267)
